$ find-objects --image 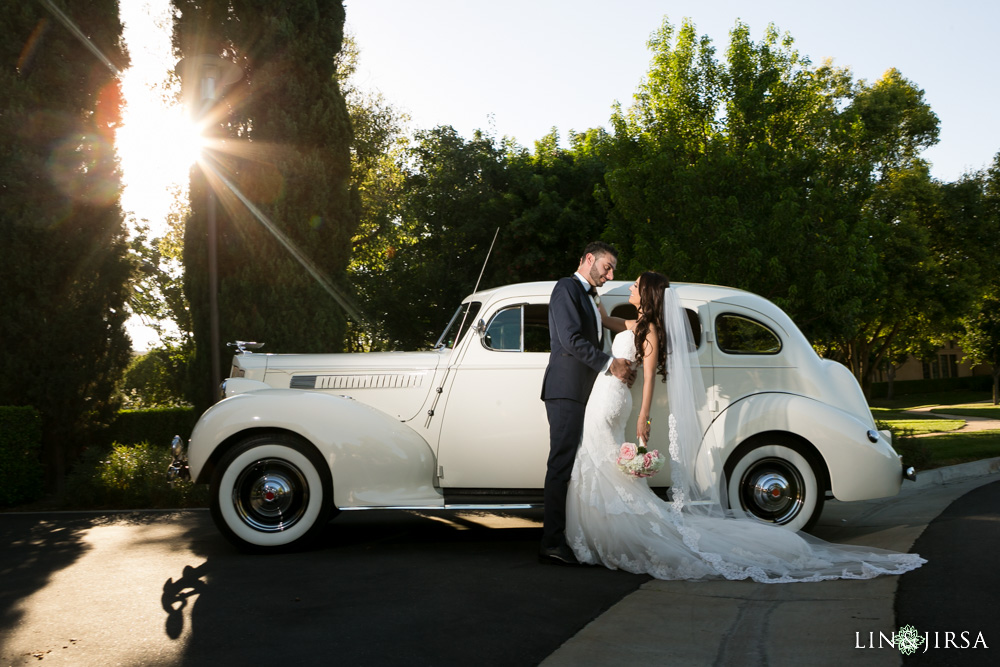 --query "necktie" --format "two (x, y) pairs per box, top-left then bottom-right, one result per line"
(587, 285), (597, 298)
